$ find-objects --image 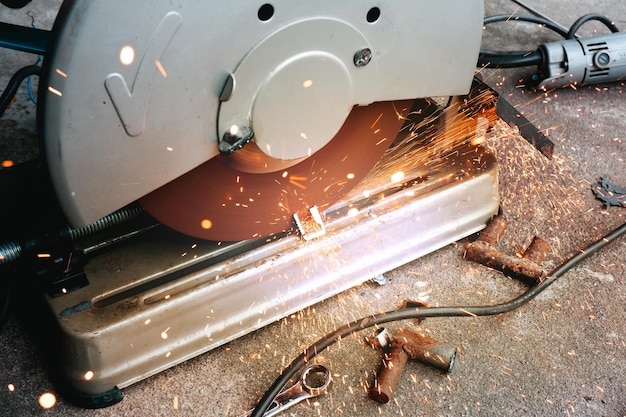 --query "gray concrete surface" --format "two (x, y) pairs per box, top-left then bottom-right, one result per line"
(1, 1), (625, 416)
